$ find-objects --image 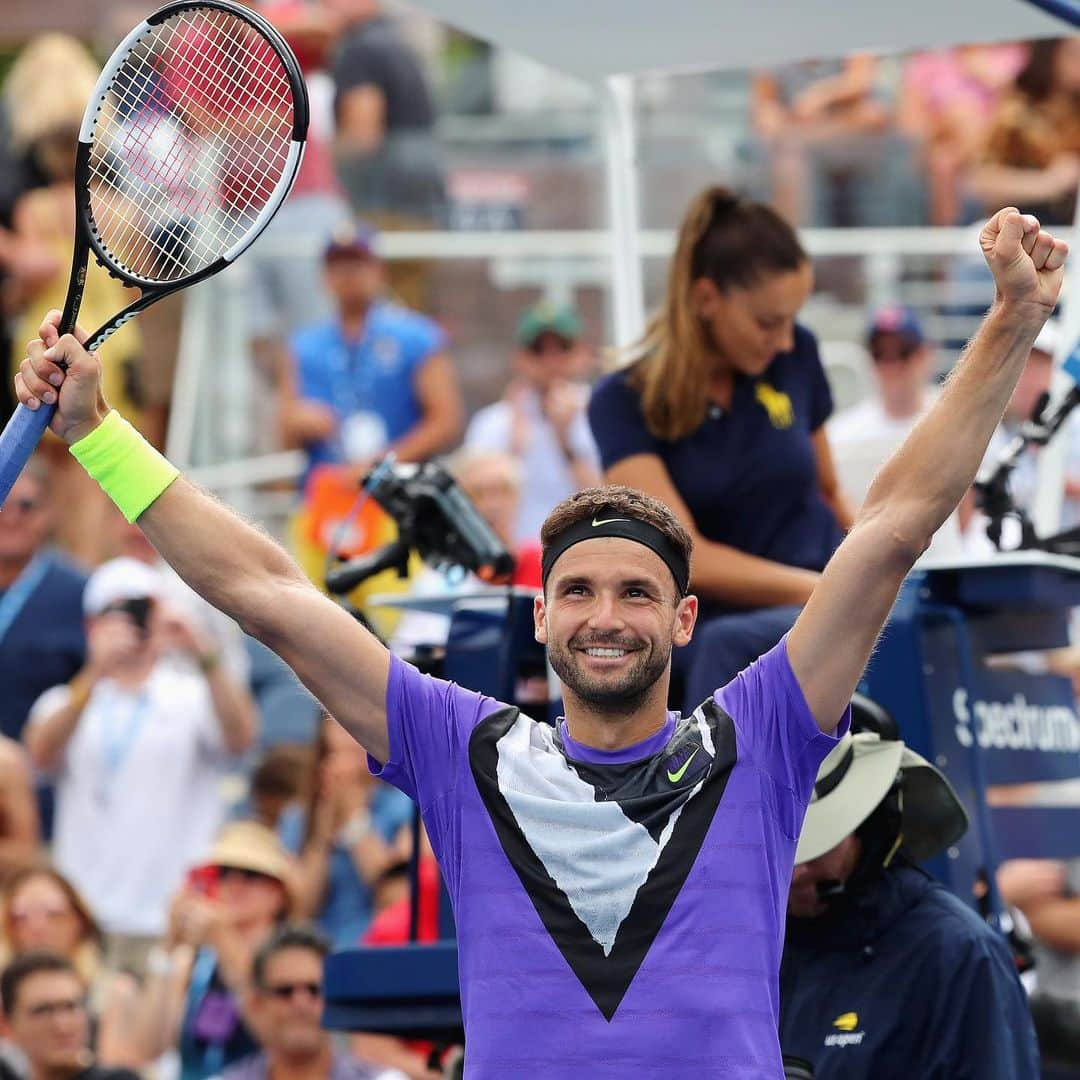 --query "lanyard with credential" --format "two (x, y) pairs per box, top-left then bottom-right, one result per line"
(342, 332), (376, 417)
(0, 553), (48, 646)
(95, 684), (152, 806)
